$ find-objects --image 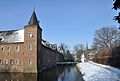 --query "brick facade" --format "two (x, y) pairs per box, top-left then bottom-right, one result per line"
(0, 11), (64, 73)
